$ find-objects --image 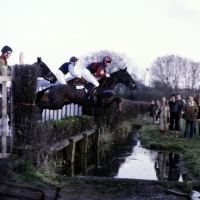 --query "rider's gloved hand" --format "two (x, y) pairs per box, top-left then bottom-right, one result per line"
(106, 74), (110, 77)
